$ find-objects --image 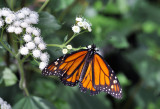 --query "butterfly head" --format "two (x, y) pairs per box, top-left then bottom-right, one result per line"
(87, 44), (99, 52)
